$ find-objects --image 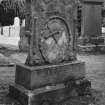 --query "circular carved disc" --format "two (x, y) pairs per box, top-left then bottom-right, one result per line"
(39, 17), (70, 63)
